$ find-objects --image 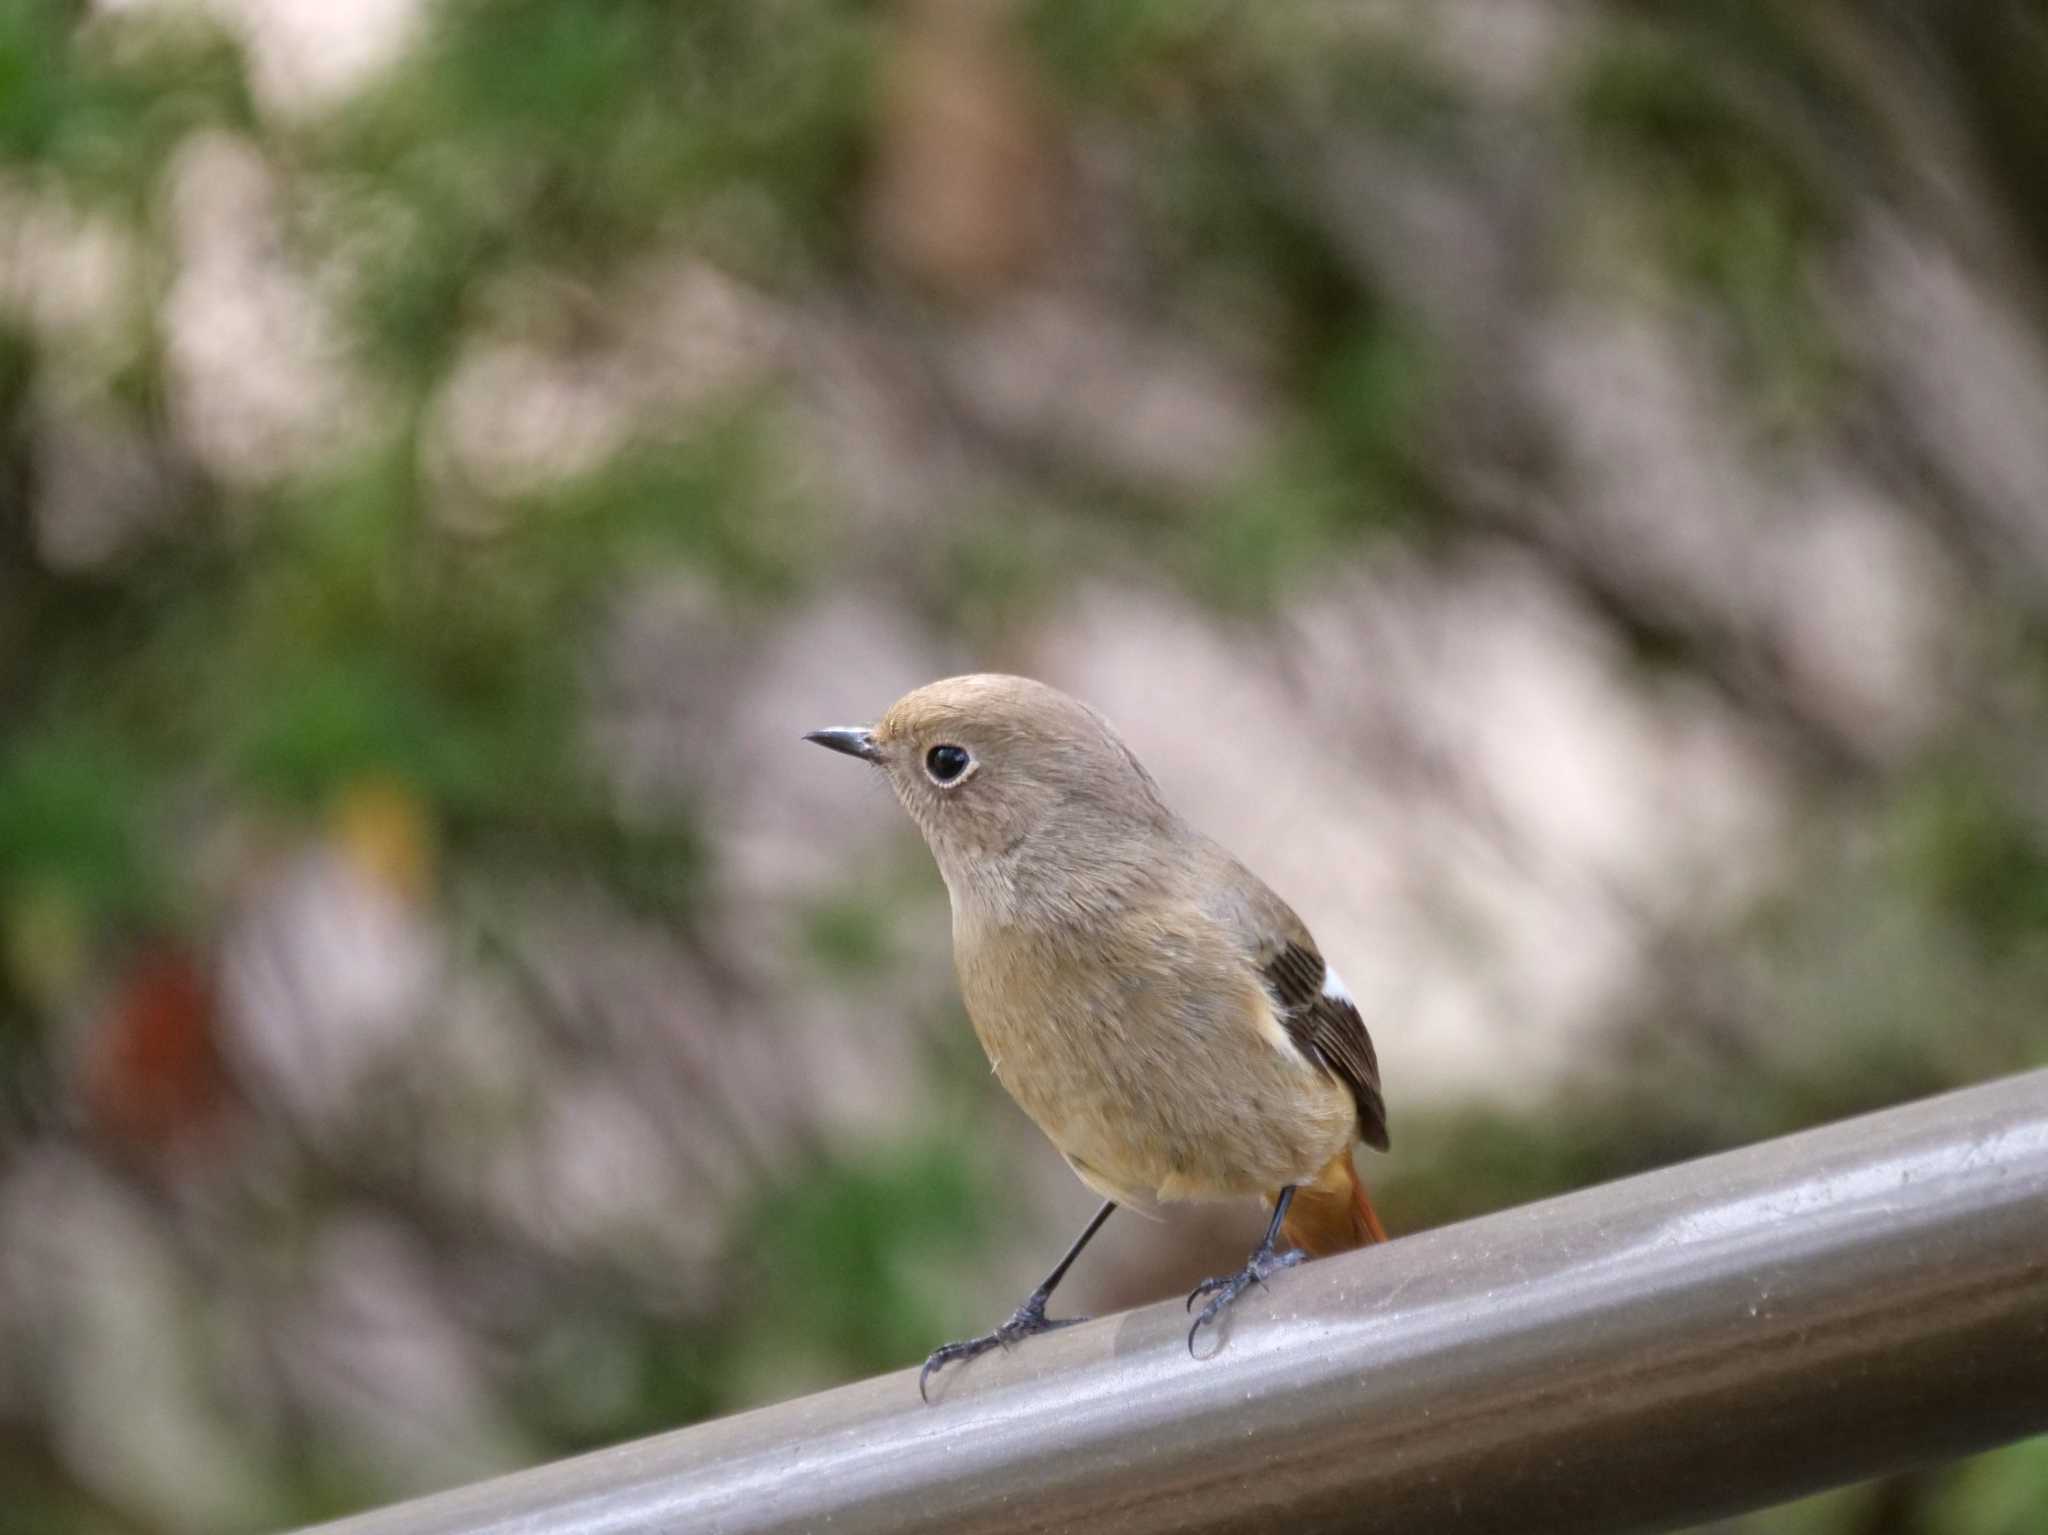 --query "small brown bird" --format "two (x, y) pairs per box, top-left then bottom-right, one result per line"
(807, 674), (1388, 1398)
